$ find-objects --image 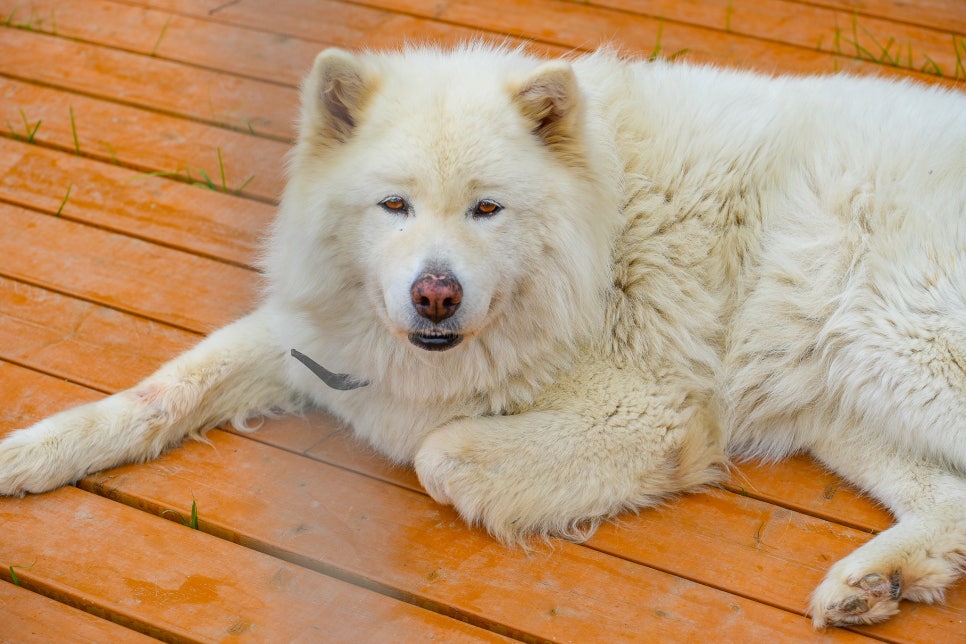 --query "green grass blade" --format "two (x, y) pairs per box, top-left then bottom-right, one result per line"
(151, 15), (172, 57)
(4, 3), (20, 27)
(55, 183), (72, 217)
(648, 21), (664, 61)
(9, 560), (35, 587)
(190, 496), (198, 530)
(954, 36), (965, 81)
(98, 140), (119, 164)
(28, 120), (41, 141)
(920, 53), (942, 76)
(667, 48), (691, 62)
(234, 175), (256, 195)
(196, 167), (216, 190)
(18, 108), (41, 143)
(6, 119), (22, 141)
(161, 508), (188, 526)
(217, 147), (227, 192)
(69, 105), (80, 153)
(162, 497), (199, 529)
